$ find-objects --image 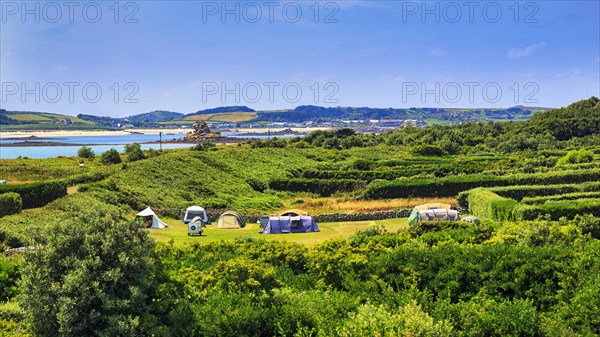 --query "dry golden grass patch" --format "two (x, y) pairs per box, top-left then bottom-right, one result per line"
(286, 196), (457, 214)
